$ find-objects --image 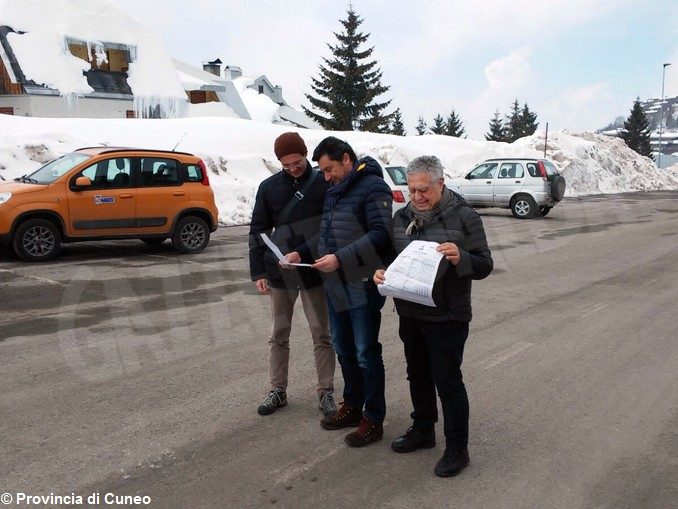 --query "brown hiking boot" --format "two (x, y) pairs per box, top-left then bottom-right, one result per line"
(320, 401), (362, 430)
(344, 417), (383, 447)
